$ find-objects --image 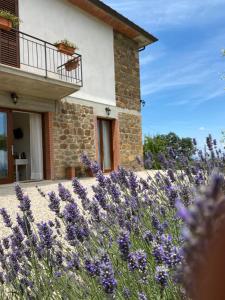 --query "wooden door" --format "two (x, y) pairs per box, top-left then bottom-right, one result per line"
(0, 109), (13, 184)
(97, 119), (113, 172)
(0, 0), (19, 67)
